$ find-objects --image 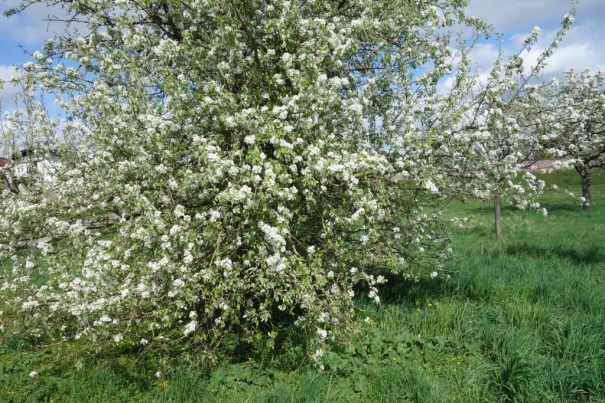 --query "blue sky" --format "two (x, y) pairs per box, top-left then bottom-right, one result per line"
(464, 0), (605, 79)
(1, 0), (604, 103)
